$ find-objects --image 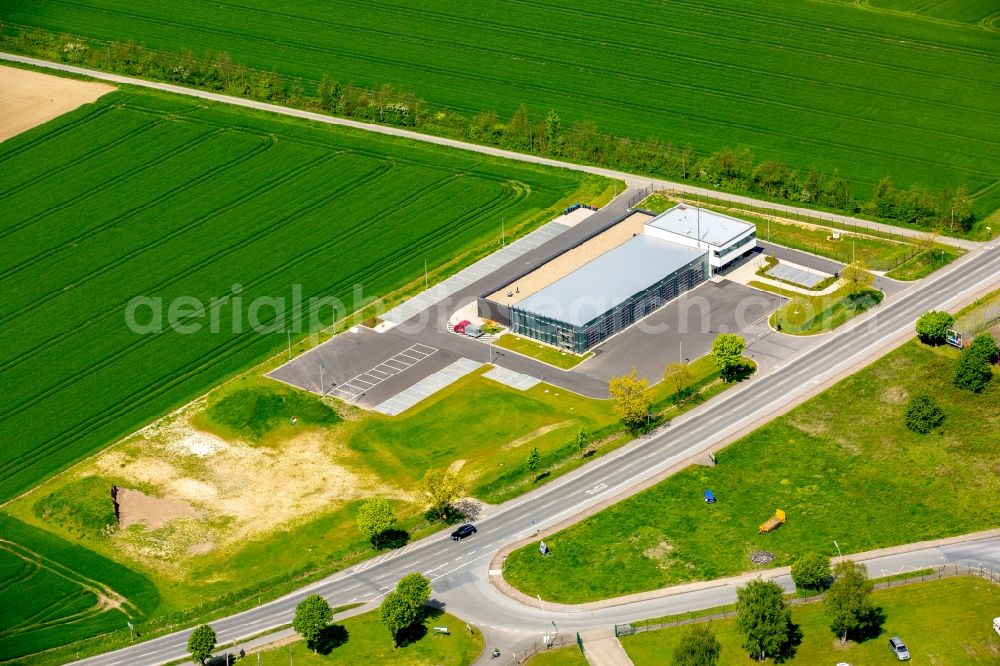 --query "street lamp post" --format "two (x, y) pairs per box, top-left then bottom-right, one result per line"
(287, 330), (292, 361)
(318, 362), (326, 395)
